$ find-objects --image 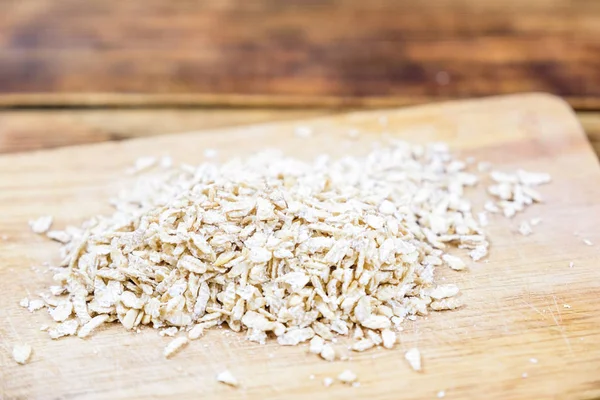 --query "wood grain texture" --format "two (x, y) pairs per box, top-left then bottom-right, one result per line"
(1, 94), (600, 400)
(0, 108), (599, 159)
(0, 0), (599, 107)
(0, 108), (330, 153)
